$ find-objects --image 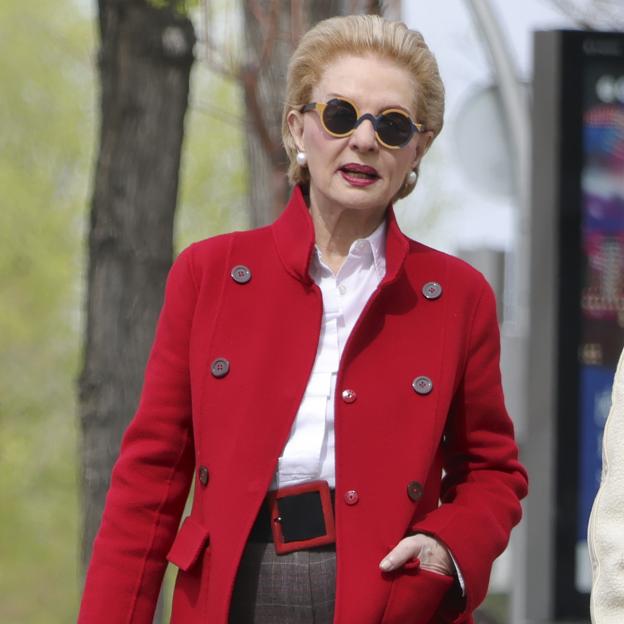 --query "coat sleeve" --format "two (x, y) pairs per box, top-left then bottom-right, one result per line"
(411, 278), (528, 621)
(78, 245), (198, 624)
(588, 347), (624, 624)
